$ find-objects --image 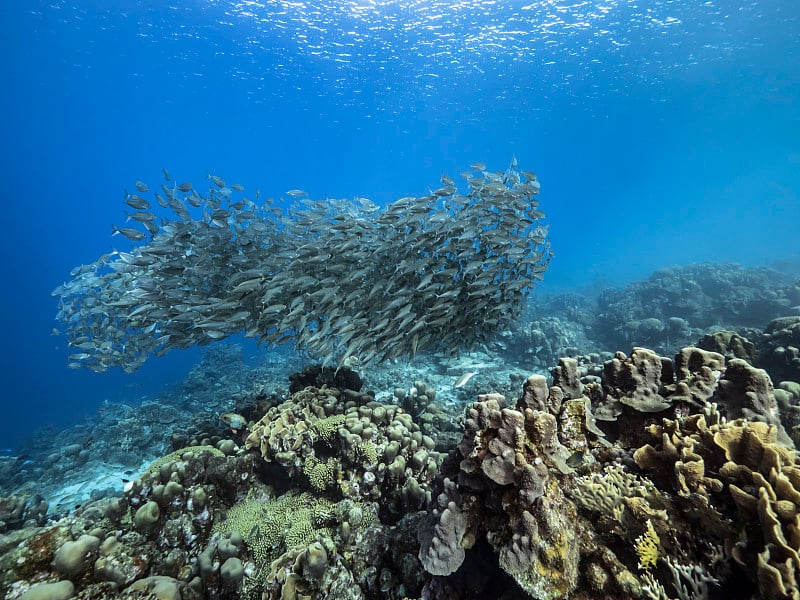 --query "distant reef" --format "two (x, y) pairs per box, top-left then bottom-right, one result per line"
(495, 262), (800, 372)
